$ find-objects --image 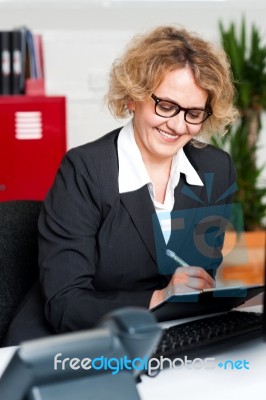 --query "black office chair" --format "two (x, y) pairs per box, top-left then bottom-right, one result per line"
(0, 200), (43, 346)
